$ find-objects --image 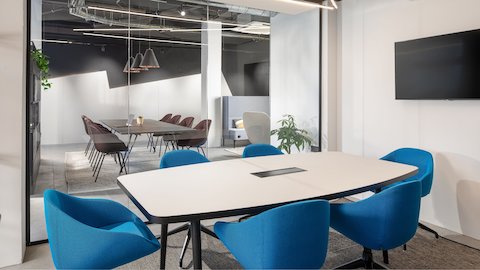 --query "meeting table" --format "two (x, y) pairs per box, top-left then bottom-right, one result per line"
(117, 151), (418, 269)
